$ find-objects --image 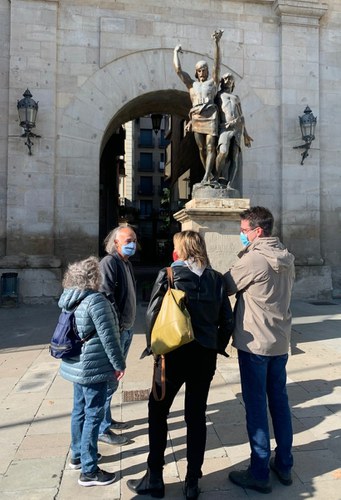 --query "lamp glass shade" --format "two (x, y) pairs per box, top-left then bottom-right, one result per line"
(299, 106), (317, 142)
(17, 89), (38, 130)
(151, 113), (163, 135)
